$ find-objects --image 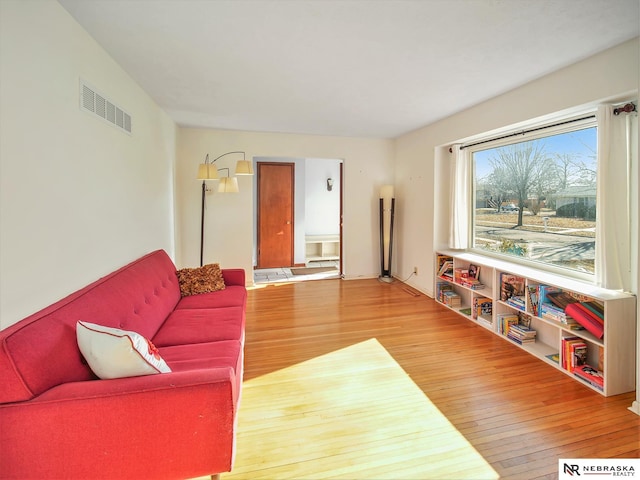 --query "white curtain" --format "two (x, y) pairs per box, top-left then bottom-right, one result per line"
(595, 105), (636, 290)
(449, 144), (470, 249)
